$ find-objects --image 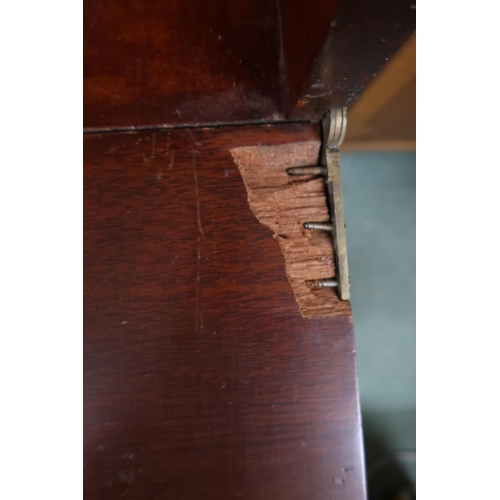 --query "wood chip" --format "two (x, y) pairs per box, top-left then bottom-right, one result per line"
(231, 141), (352, 318)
